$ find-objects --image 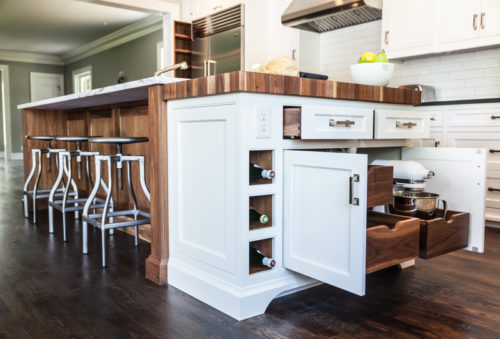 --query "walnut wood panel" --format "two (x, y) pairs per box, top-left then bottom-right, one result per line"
(249, 150), (274, 185)
(367, 165), (393, 208)
(249, 195), (273, 231)
(67, 113), (90, 192)
(249, 238), (273, 274)
(145, 85), (169, 285)
(366, 211), (420, 274)
(162, 71), (421, 105)
(420, 210), (470, 259)
(283, 106), (301, 139)
(173, 21), (192, 79)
